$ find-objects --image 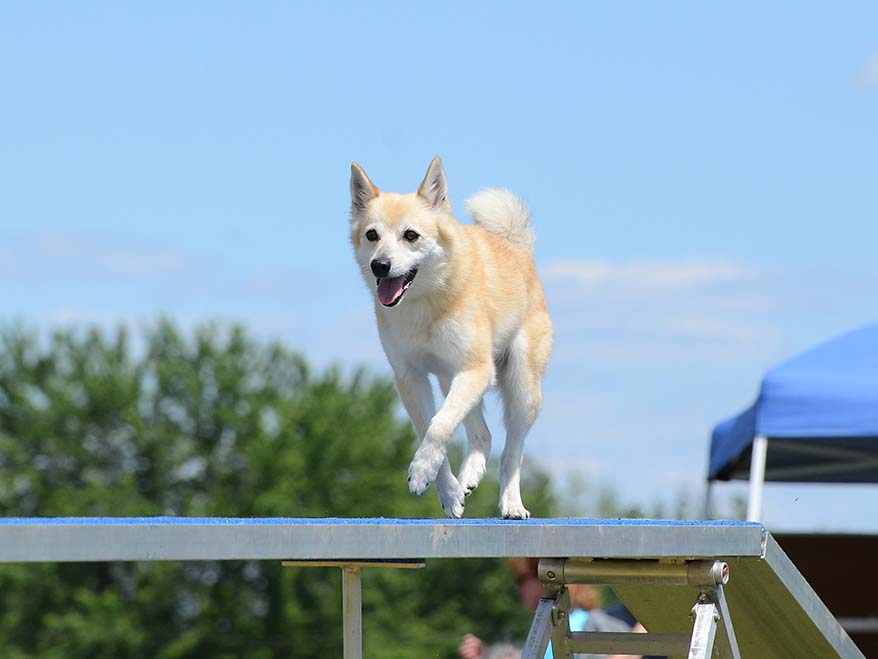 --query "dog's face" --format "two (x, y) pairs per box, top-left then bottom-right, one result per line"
(349, 157), (451, 308)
